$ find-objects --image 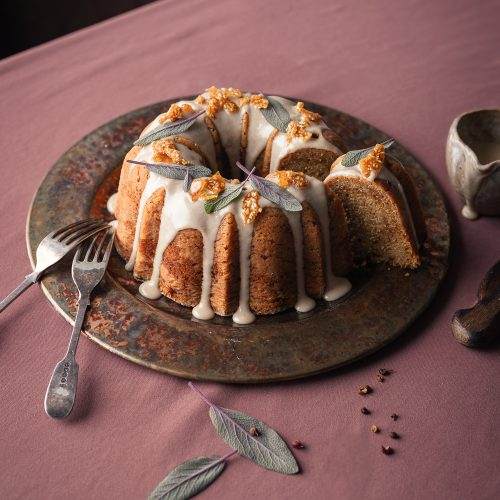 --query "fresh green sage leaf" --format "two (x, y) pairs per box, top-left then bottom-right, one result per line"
(260, 96), (291, 133)
(341, 138), (395, 167)
(148, 455), (226, 500)
(204, 184), (244, 214)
